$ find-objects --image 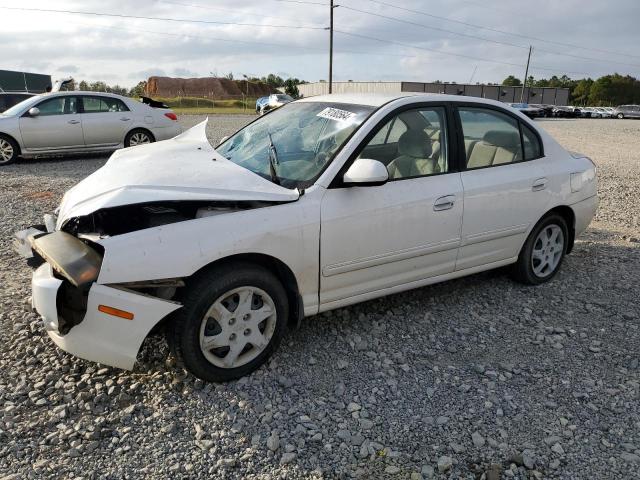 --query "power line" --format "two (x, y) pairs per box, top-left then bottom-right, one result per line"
(356, 0), (640, 60)
(339, 3), (640, 70)
(155, 0), (298, 23)
(335, 29), (589, 76)
(0, 5), (326, 30)
(272, 0), (327, 5)
(66, 21), (415, 59)
(340, 5), (527, 51)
